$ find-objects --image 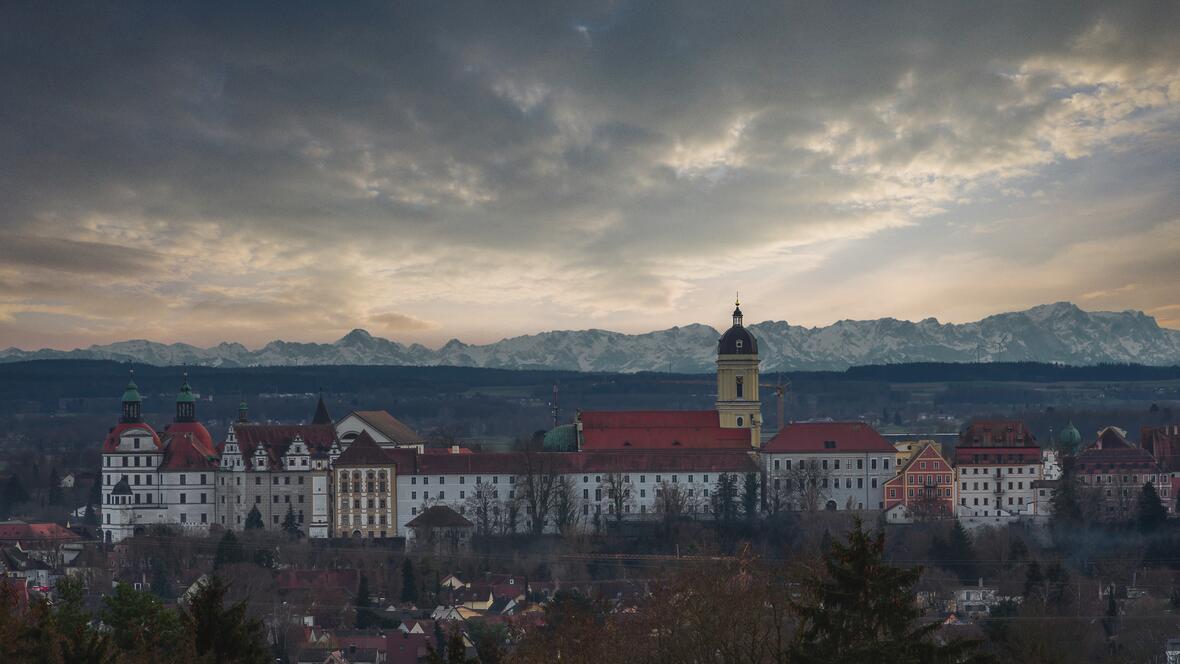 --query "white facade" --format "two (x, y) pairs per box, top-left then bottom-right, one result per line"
(763, 451), (893, 511)
(955, 462), (1042, 521)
